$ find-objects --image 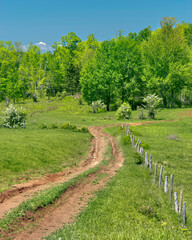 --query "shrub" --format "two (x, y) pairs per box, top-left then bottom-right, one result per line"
(116, 103), (132, 120)
(110, 100), (122, 111)
(143, 94), (162, 119)
(32, 93), (38, 102)
(56, 91), (67, 100)
(56, 92), (62, 100)
(61, 123), (78, 131)
(91, 100), (106, 113)
(1, 104), (27, 128)
(137, 106), (146, 119)
(134, 153), (143, 165)
(141, 142), (150, 150)
(40, 123), (48, 129)
(78, 97), (83, 105)
(80, 126), (89, 133)
(70, 124), (77, 131)
(129, 127), (142, 136)
(61, 123), (71, 129)
(51, 123), (58, 129)
(122, 136), (131, 145)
